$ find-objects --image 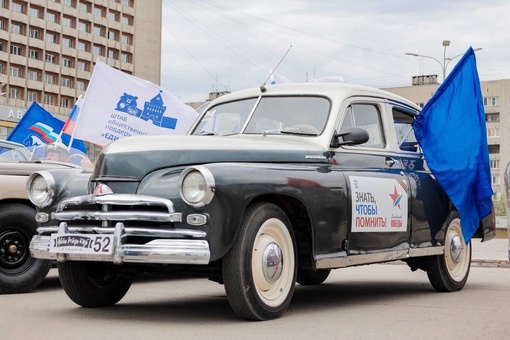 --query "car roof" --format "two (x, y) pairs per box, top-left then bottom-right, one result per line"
(0, 139), (31, 160)
(209, 82), (421, 111)
(0, 139), (26, 148)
